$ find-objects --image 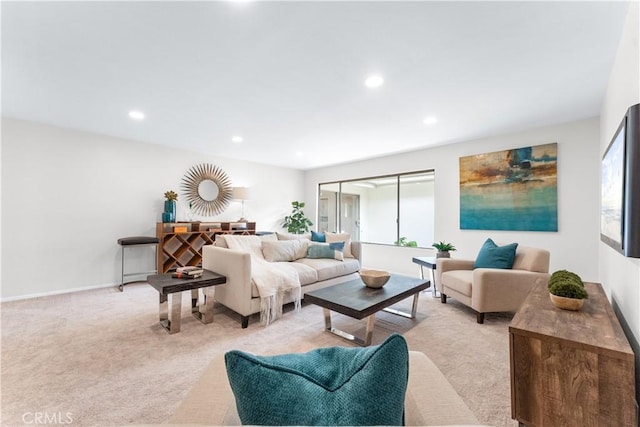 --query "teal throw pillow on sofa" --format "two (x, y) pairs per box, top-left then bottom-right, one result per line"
(311, 230), (326, 242)
(307, 242), (344, 261)
(474, 238), (518, 269)
(224, 334), (409, 426)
